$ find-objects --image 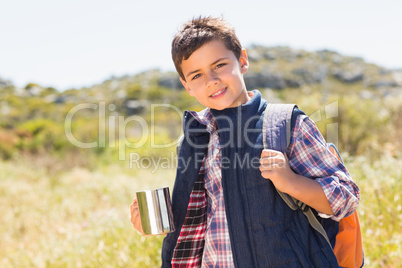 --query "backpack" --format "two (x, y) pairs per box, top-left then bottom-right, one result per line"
(263, 103), (364, 268)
